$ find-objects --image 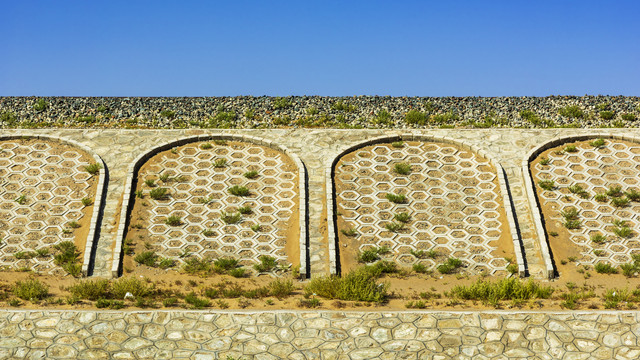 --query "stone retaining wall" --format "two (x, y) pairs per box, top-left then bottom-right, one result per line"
(1, 96), (639, 129)
(1, 310), (640, 359)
